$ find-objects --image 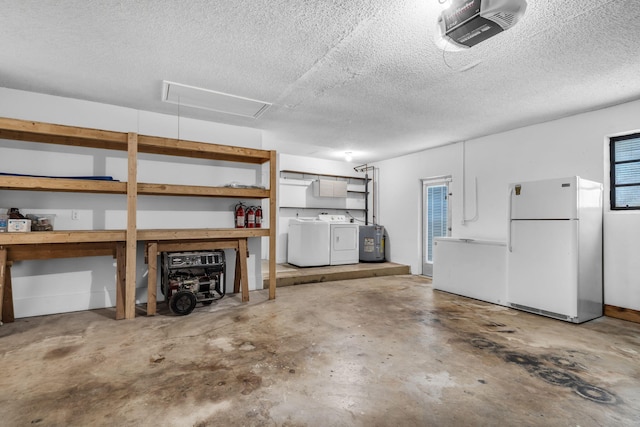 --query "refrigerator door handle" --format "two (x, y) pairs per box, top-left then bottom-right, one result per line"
(508, 187), (513, 252)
